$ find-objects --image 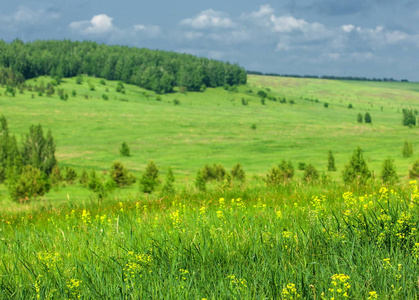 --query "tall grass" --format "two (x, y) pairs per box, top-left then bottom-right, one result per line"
(1, 181), (419, 299)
